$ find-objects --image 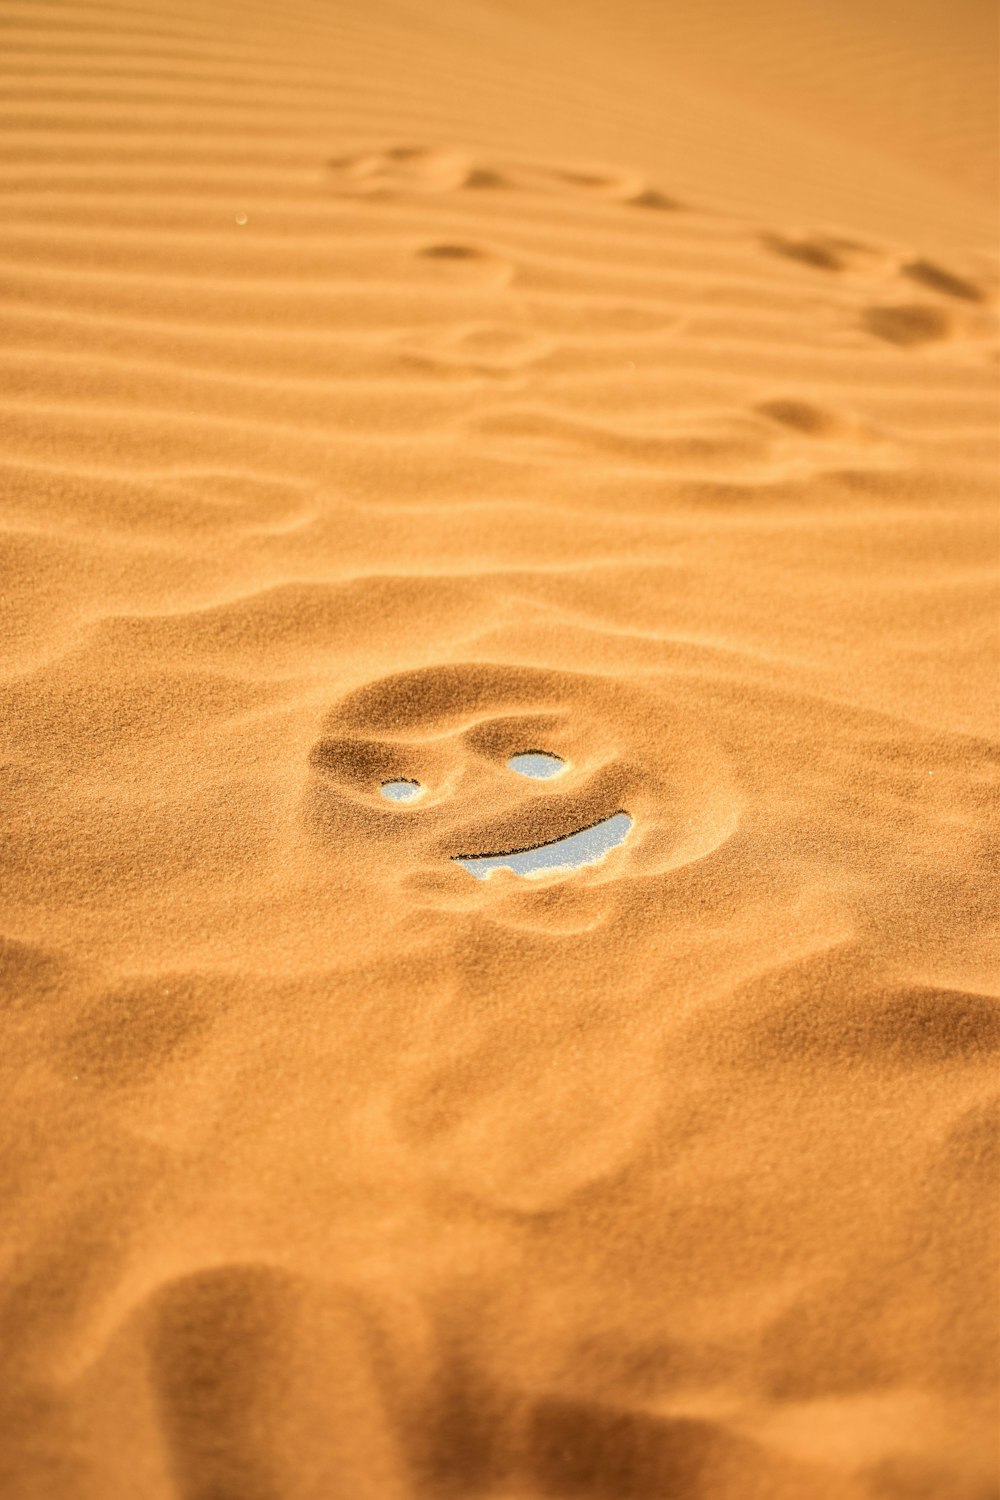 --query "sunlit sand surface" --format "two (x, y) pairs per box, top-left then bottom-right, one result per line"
(0, 0), (997, 1495)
